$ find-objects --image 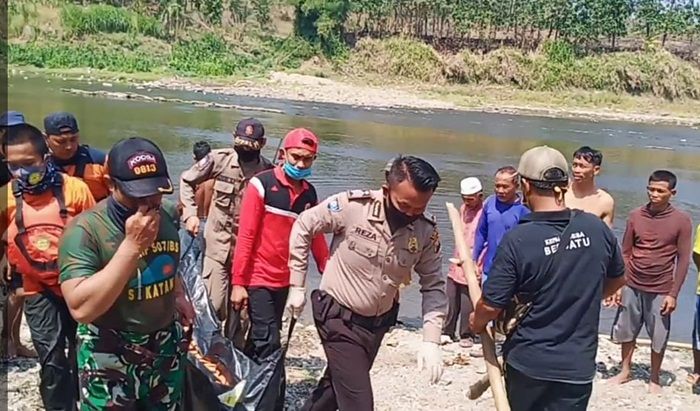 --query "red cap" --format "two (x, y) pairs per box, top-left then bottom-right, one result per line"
(283, 128), (319, 154)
